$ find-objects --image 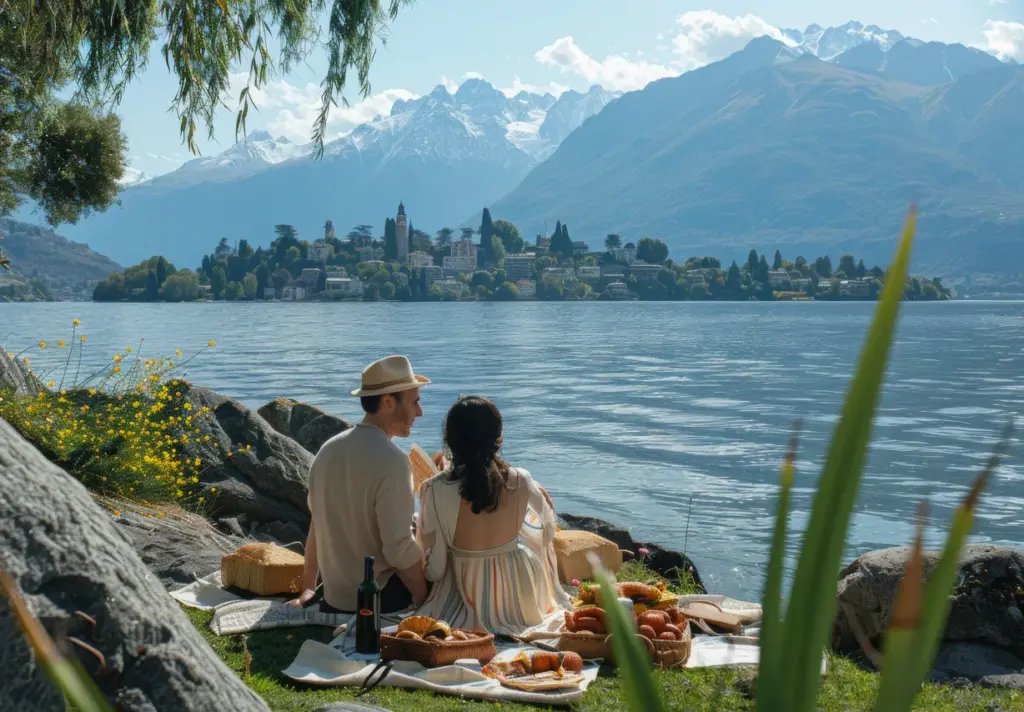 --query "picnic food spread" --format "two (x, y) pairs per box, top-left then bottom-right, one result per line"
(381, 616), (497, 667)
(482, 651), (587, 691)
